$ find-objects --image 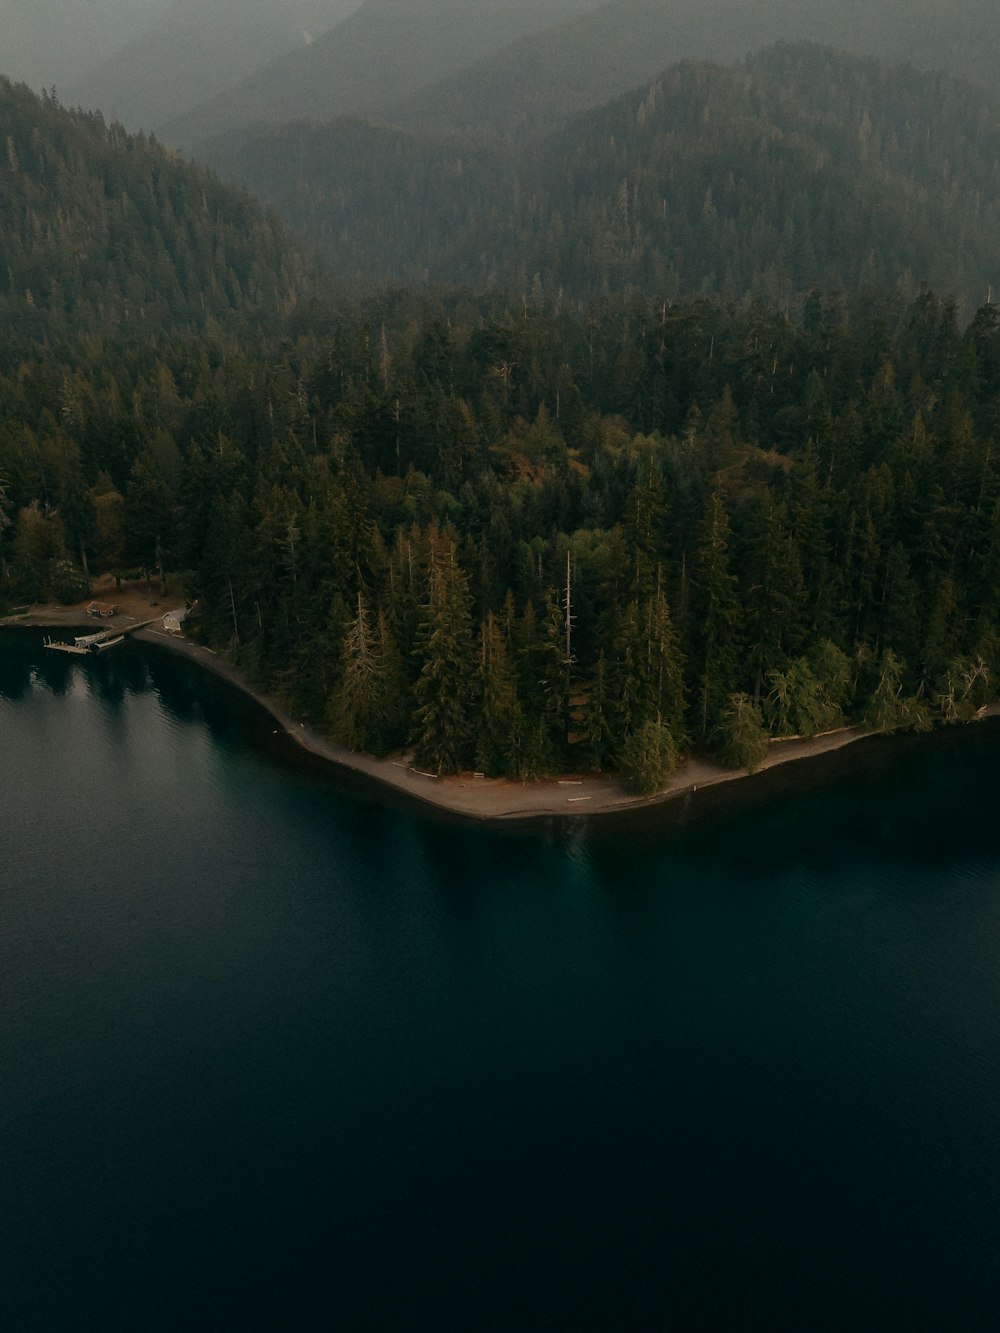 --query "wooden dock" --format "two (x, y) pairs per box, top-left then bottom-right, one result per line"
(44, 617), (158, 656)
(44, 639), (90, 655)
